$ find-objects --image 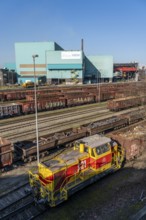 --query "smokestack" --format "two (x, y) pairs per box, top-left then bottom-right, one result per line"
(81, 39), (84, 52)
